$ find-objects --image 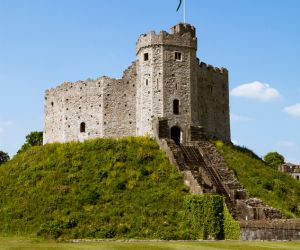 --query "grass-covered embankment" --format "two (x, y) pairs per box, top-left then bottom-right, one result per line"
(0, 137), (193, 239)
(215, 142), (300, 218)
